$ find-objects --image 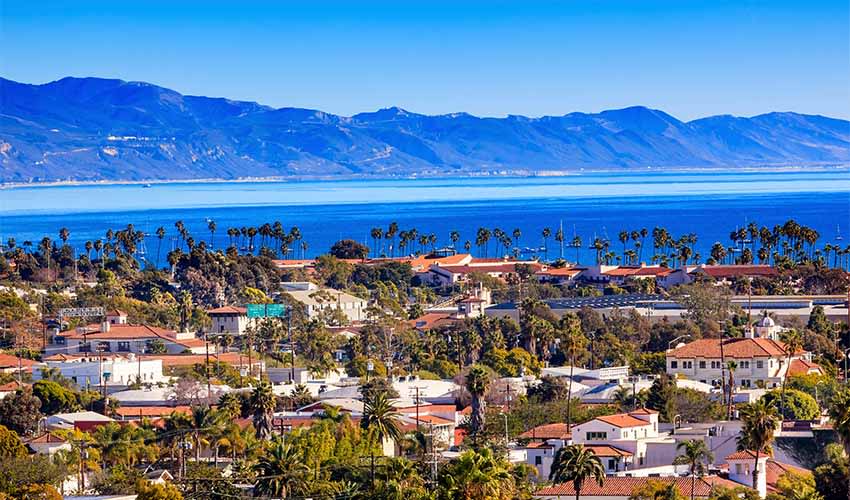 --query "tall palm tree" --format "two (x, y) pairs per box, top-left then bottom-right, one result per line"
(542, 227), (552, 260)
(250, 381), (276, 440)
(465, 364), (492, 437)
(549, 444), (605, 500)
(737, 399), (781, 490)
(558, 314), (583, 429)
(673, 439), (714, 500)
(439, 448), (515, 499)
(779, 329), (803, 419)
(252, 437), (309, 499)
(726, 361), (737, 420)
(361, 392), (402, 488)
(827, 388), (850, 500)
(188, 405), (222, 463)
